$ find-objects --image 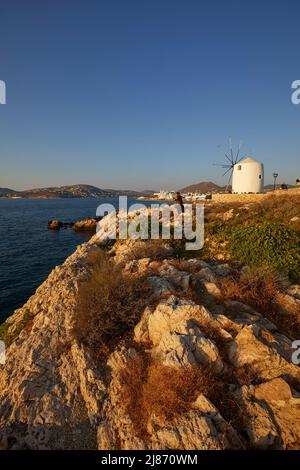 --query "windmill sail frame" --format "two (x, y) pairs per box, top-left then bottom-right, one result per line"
(214, 139), (244, 191)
